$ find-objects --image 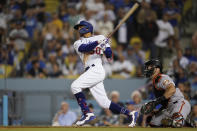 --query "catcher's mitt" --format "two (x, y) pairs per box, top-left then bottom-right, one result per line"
(140, 101), (156, 115)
